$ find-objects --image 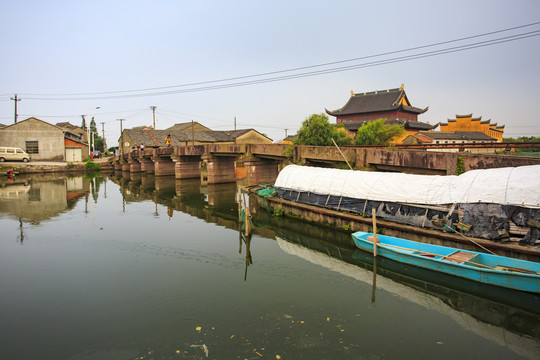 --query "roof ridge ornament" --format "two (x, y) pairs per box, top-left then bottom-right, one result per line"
(400, 83), (404, 90)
